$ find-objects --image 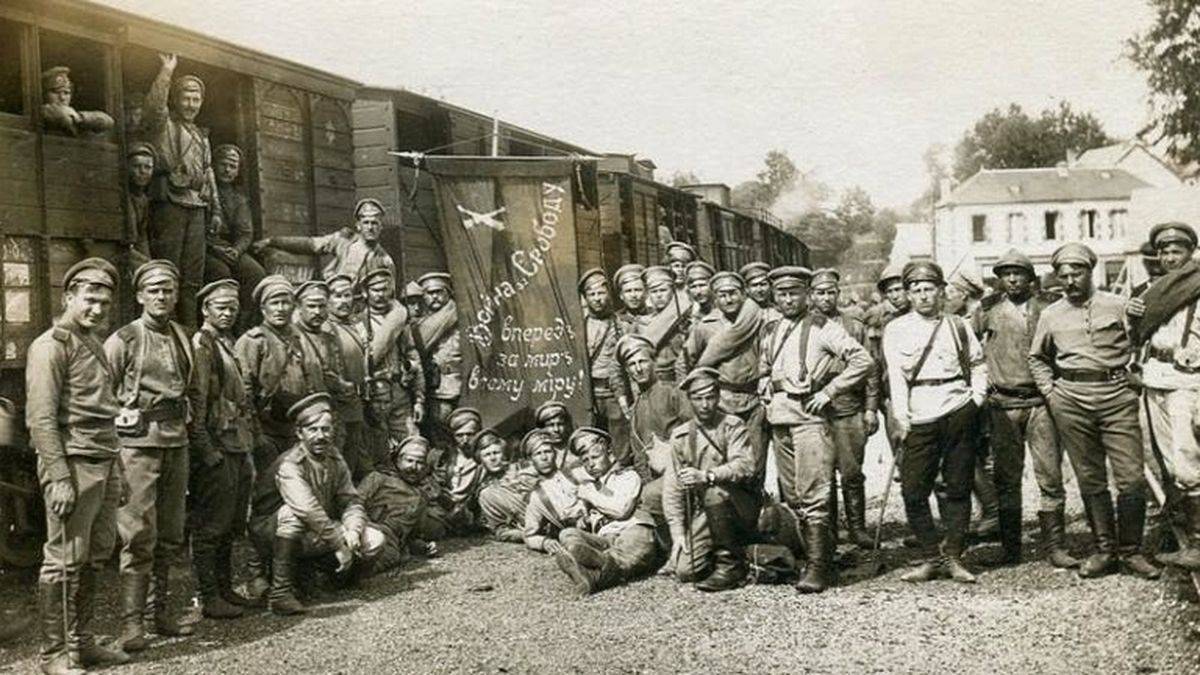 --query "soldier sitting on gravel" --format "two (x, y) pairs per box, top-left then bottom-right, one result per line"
(552, 427), (660, 597)
(357, 436), (441, 574)
(480, 430), (566, 542)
